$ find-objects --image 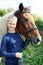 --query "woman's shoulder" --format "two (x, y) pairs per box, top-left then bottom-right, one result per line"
(2, 33), (10, 41)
